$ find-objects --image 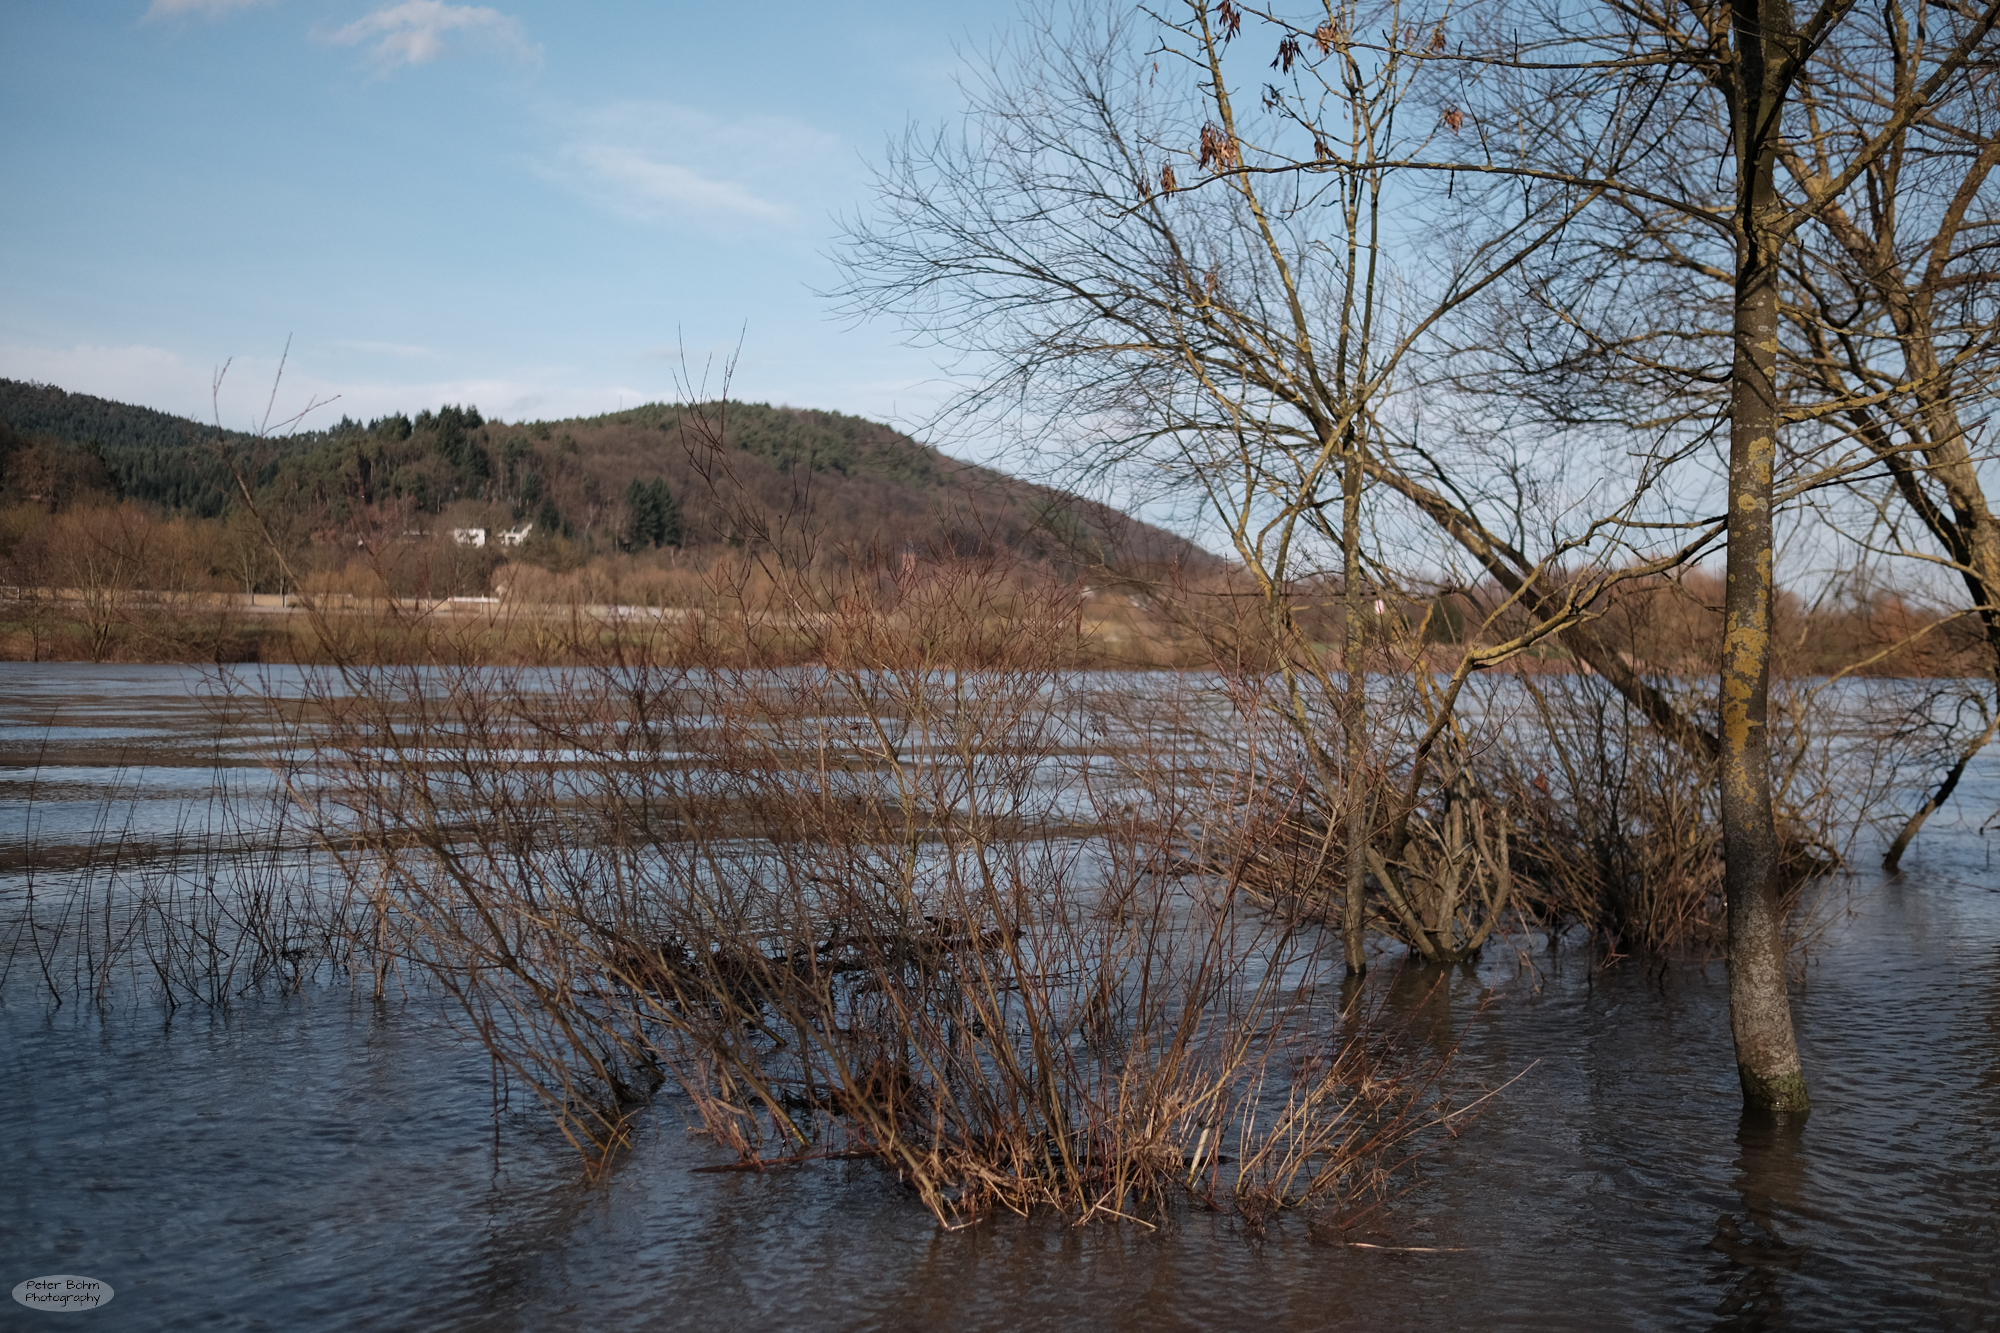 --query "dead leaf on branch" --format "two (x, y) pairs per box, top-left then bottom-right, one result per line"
(1199, 121), (1240, 171)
